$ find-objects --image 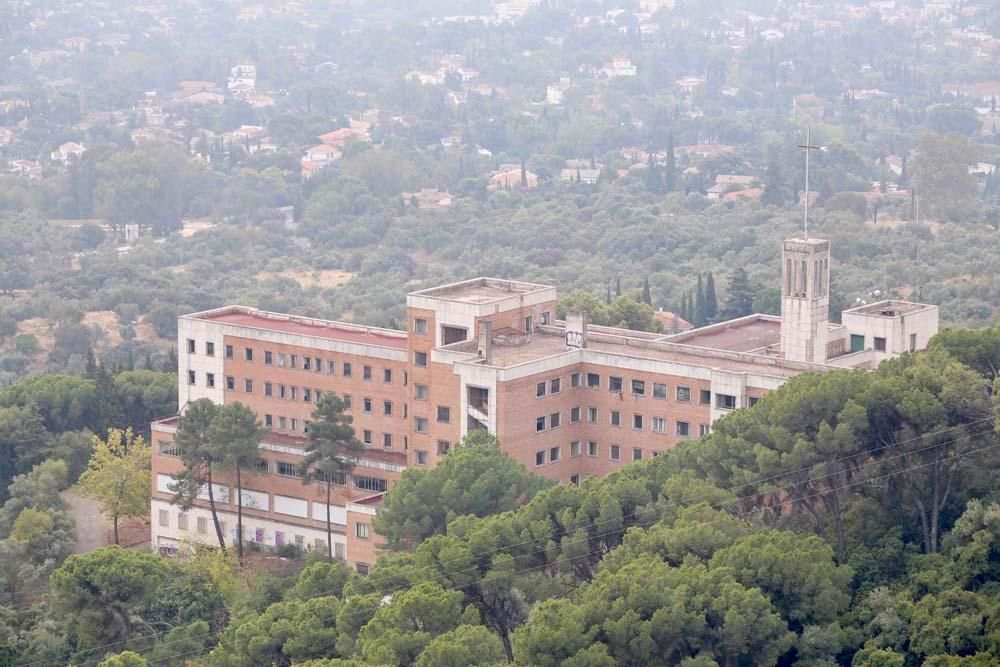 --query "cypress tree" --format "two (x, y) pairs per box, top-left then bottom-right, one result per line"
(704, 271), (718, 321)
(615, 276), (622, 297)
(694, 274), (706, 326)
(680, 293), (688, 323)
(665, 133), (676, 192)
(641, 277), (652, 306)
(606, 282), (612, 305)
